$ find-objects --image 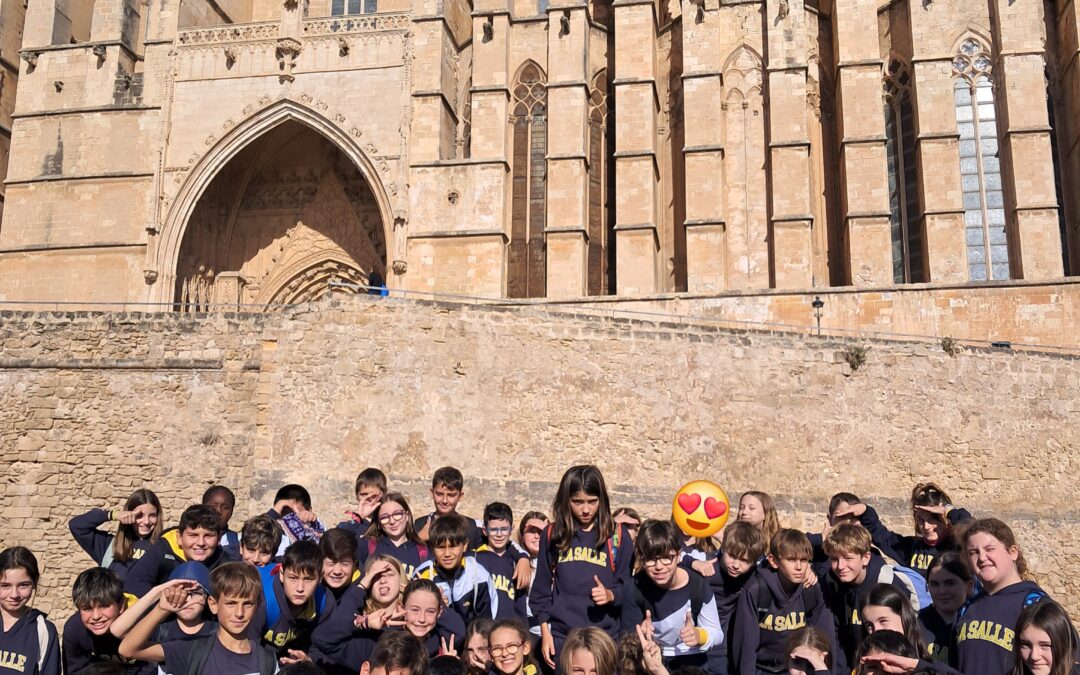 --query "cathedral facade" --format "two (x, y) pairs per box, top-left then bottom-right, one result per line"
(0, 0), (1076, 308)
